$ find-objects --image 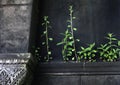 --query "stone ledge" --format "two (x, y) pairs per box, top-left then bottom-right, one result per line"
(0, 53), (33, 85)
(0, 53), (30, 64)
(38, 61), (120, 75)
(0, 0), (32, 5)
